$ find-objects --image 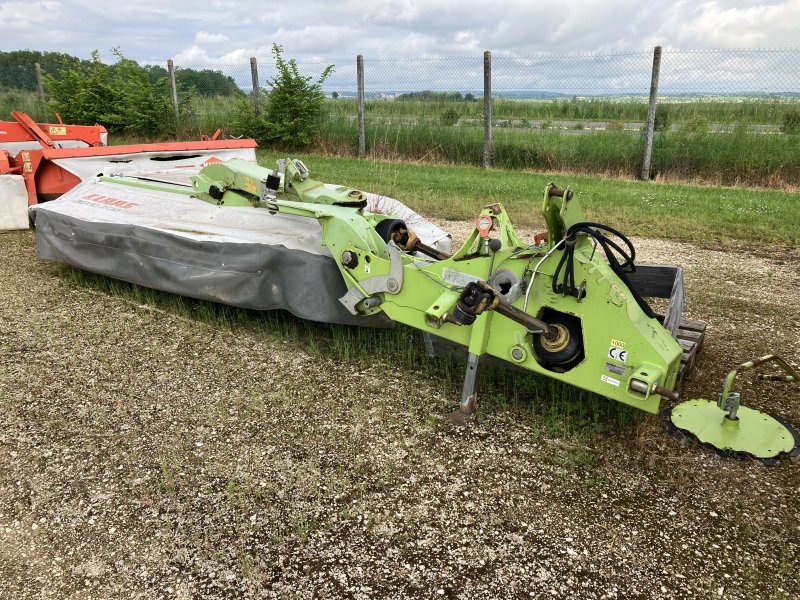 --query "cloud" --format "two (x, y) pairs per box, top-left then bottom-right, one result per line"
(1, 0), (798, 94)
(654, 0), (800, 49)
(195, 31), (230, 45)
